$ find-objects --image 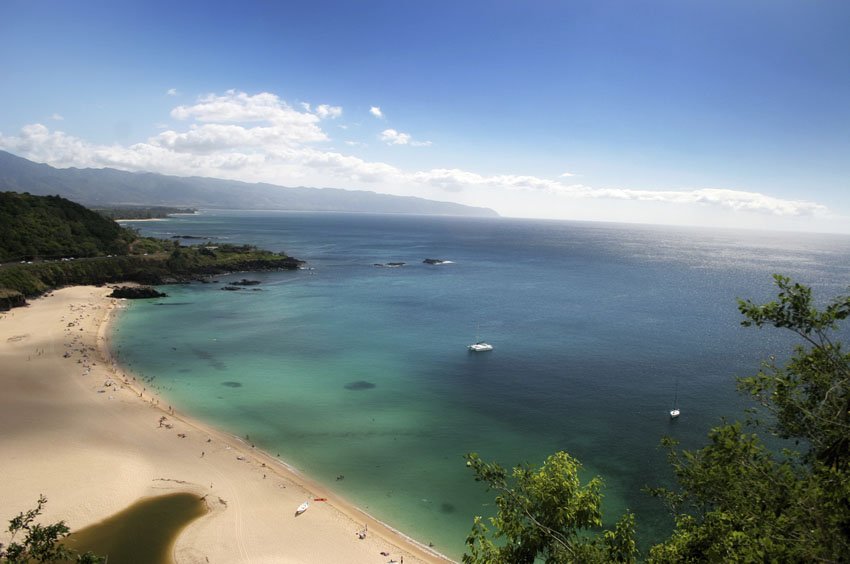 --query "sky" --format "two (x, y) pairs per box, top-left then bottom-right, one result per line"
(1, 0), (849, 232)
